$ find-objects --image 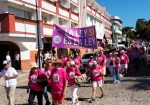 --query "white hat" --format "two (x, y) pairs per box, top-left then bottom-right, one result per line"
(30, 62), (38, 68)
(3, 60), (9, 65)
(93, 61), (97, 66)
(70, 61), (75, 66)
